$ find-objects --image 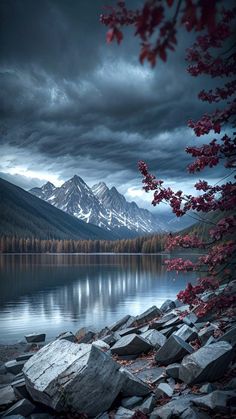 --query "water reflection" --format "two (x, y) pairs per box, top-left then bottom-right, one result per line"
(0, 254), (196, 343)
